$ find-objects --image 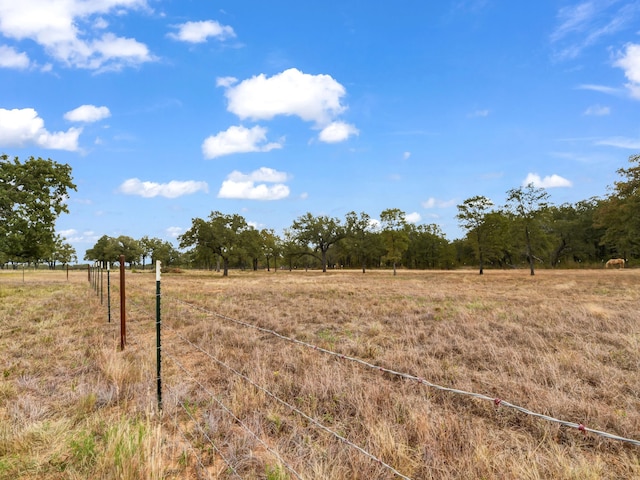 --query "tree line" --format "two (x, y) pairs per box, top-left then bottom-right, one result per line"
(3, 154), (639, 273)
(84, 154), (640, 275)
